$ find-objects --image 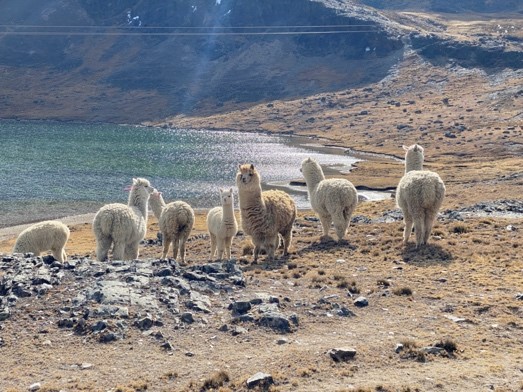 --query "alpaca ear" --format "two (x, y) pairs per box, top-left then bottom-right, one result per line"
(132, 178), (138, 185)
(250, 164), (255, 170)
(229, 188), (233, 193)
(219, 188), (224, 193)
